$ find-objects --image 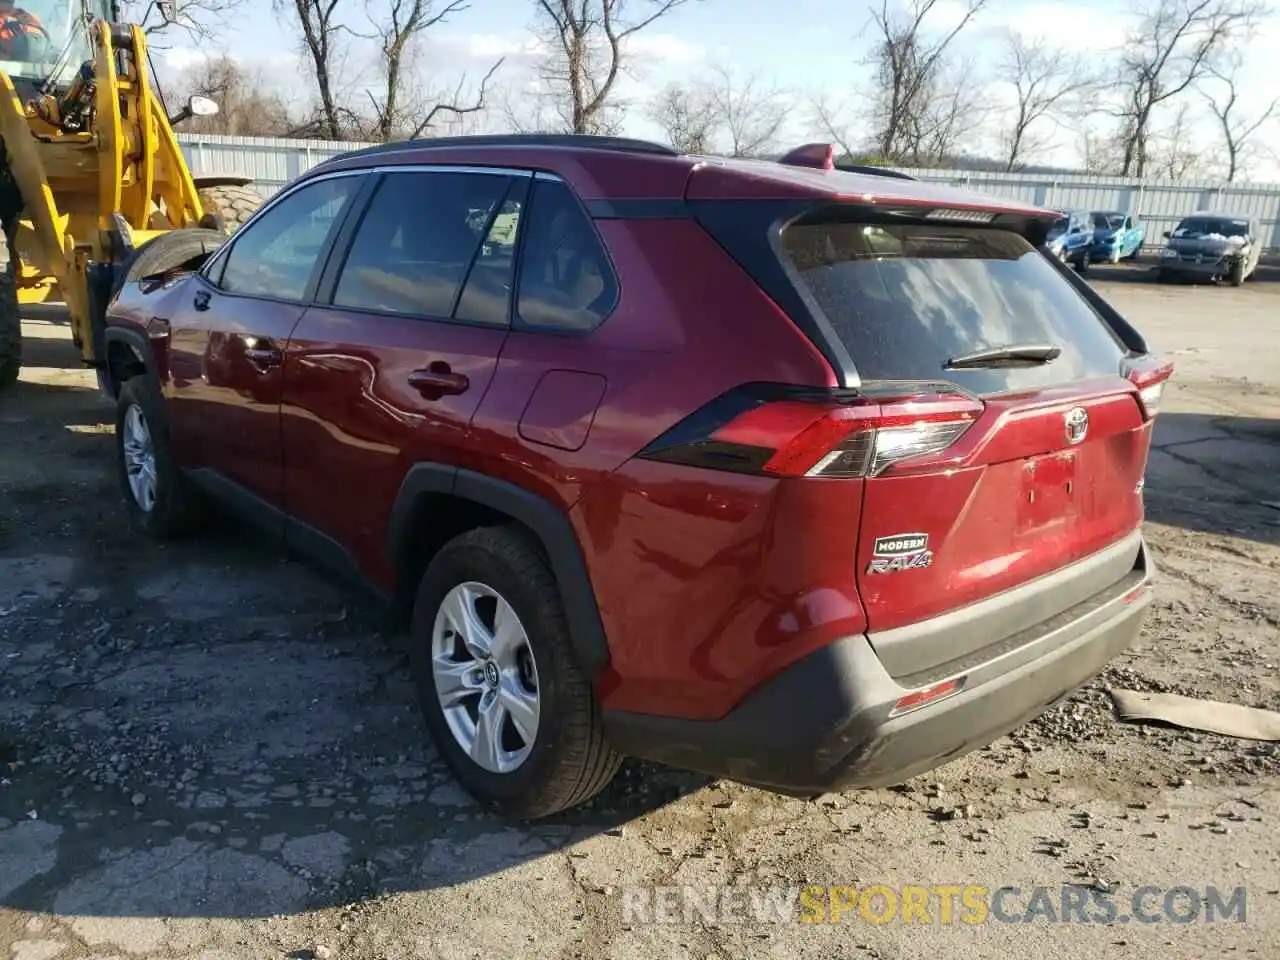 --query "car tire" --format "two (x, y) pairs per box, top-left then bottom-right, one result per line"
(1228, 259), (1245, 287)
(117, 228), (227, 295)
(1077, 250), (1091, 274)
(410, 526), (623, 819)
(115, 376), (208, 538)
